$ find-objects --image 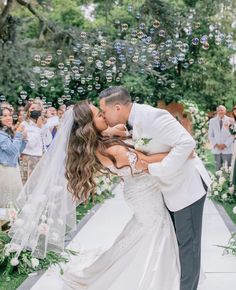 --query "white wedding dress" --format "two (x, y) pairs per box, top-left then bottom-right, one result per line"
(62, 152), (180, 290)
